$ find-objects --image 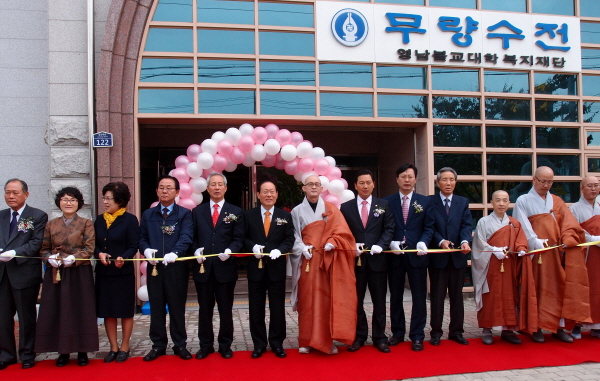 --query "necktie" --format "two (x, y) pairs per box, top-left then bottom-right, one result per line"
(9, 211), (18, 236)
(212, 204), (219, 227)
(264, 211), (271, 236)
(444, 198), (450, 215)
(162, 207), (169, 220)
(361, 200), (368, 228)
(402, 196), (409, 224)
